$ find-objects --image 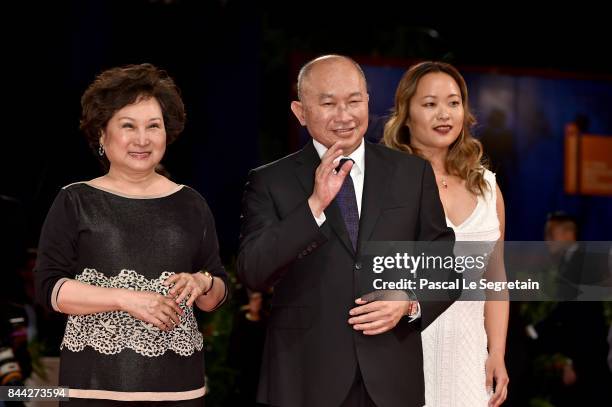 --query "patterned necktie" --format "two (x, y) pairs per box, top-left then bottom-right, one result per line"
(335, 158), (359, 250)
